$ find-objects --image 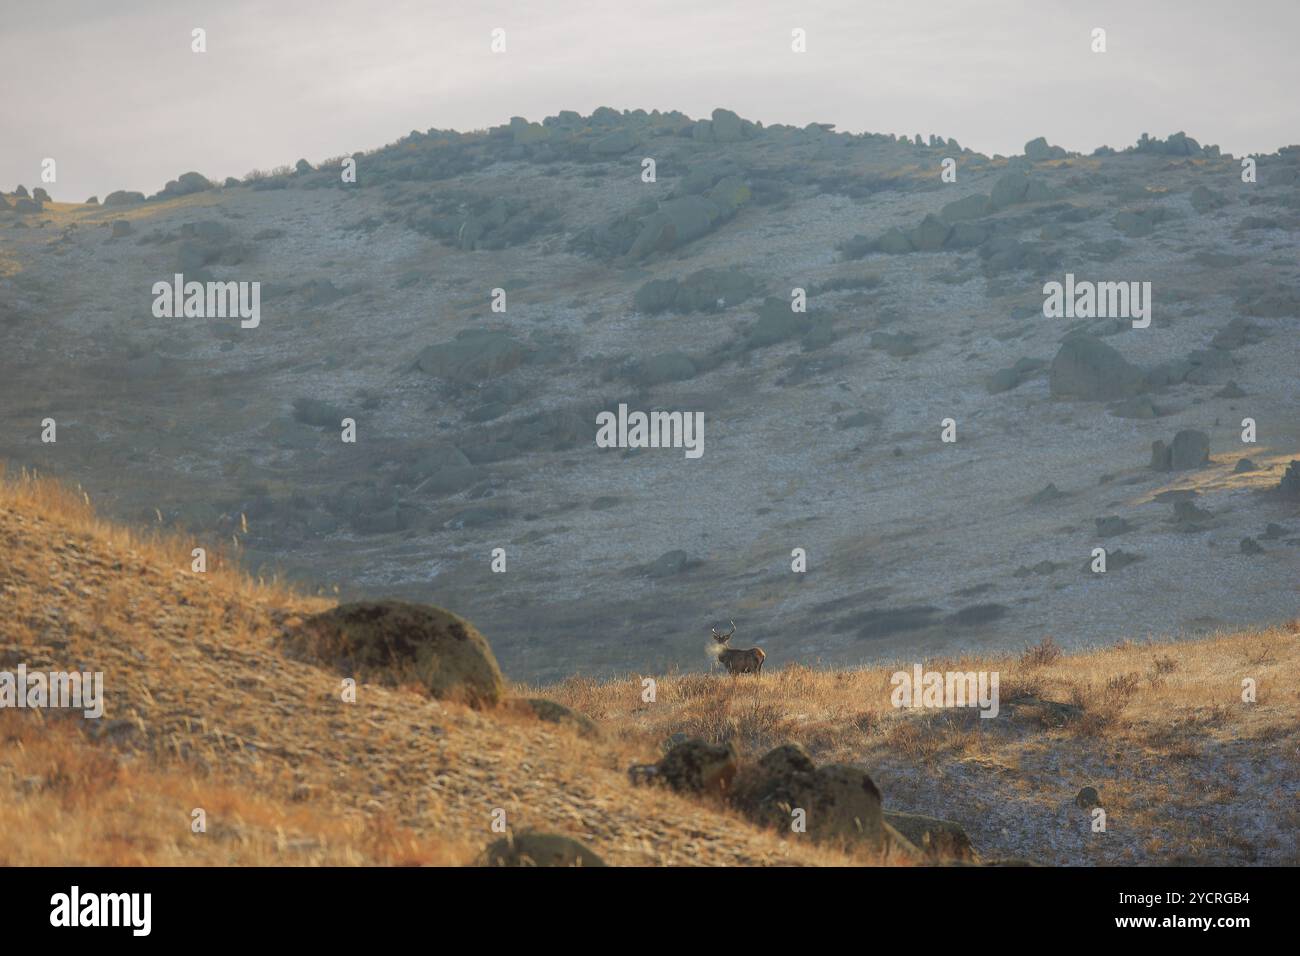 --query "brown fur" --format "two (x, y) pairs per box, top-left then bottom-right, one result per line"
(712, 621), (766, 675)
(718, 647), (765, 674)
